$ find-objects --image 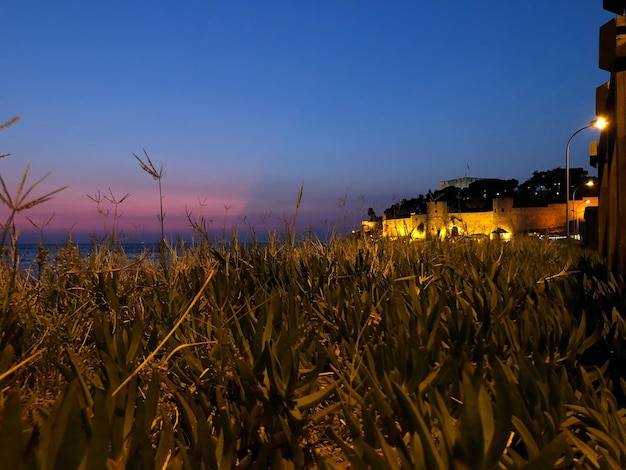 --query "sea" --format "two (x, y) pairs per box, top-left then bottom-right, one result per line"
(7, 228), (336, 272)
(11, 241), (163, 272)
